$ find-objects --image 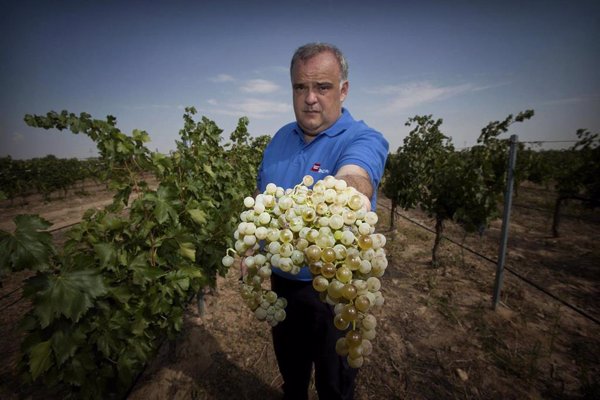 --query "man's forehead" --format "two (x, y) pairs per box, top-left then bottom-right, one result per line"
(292, 57), (341, 81)
(293, 52), (340, 72)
